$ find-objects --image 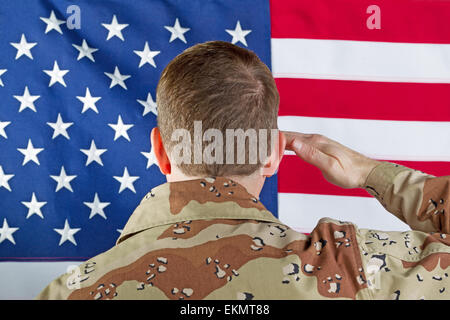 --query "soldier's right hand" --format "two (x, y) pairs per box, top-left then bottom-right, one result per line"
(283, 131), (380, 189)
